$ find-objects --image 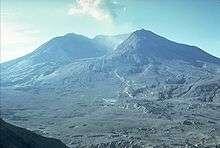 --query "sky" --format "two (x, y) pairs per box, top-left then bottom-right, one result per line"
(1, 0), (220, 63)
